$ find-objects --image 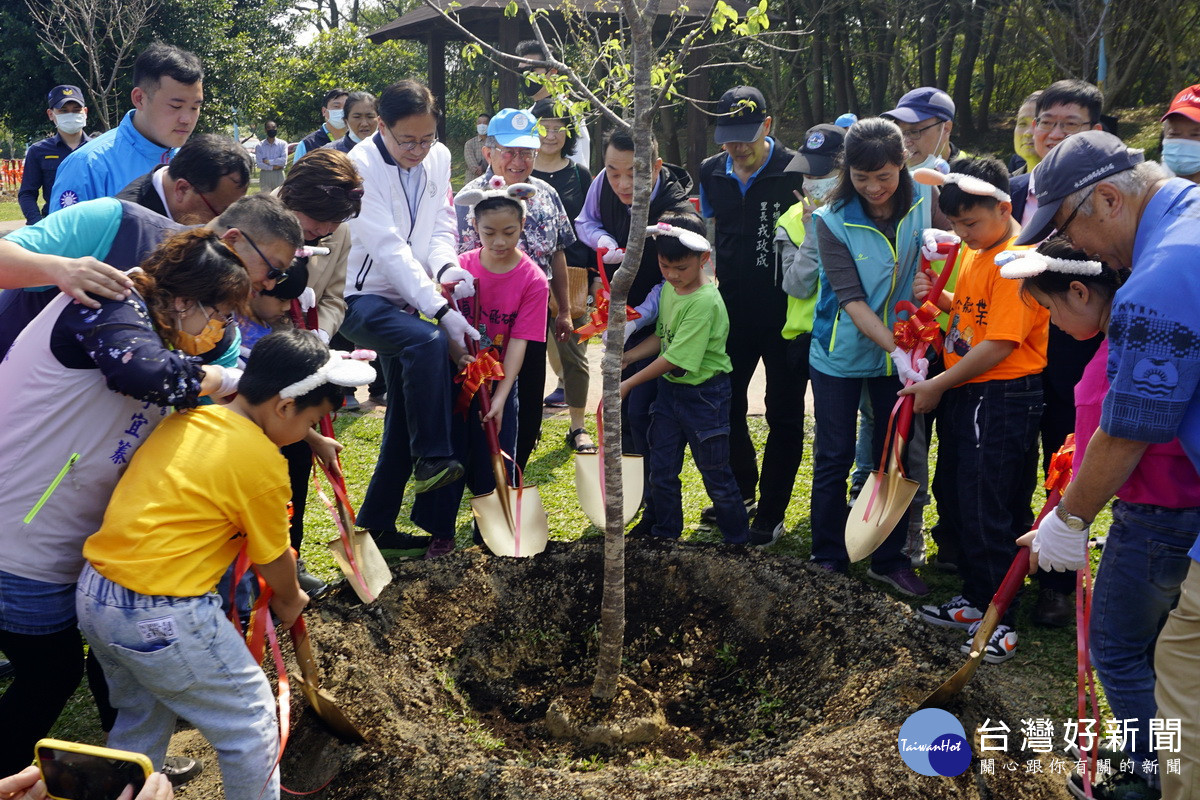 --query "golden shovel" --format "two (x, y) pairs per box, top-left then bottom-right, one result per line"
(575, 404), (642, 529)
(290, 615), (365, 741)
(846, 394), (919, 562)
